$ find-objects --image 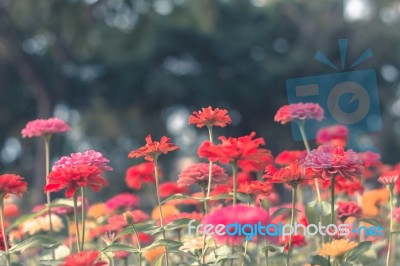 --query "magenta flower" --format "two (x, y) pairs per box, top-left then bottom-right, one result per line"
(203, 204), (271, 245)
(105, 193), (140, 211)
(21, 117), (71, 138)
(274, 102), (324, 125)
(53, 150), (113, 172)
(177, 163), (229, 188)
(301, 145), (364, 181)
